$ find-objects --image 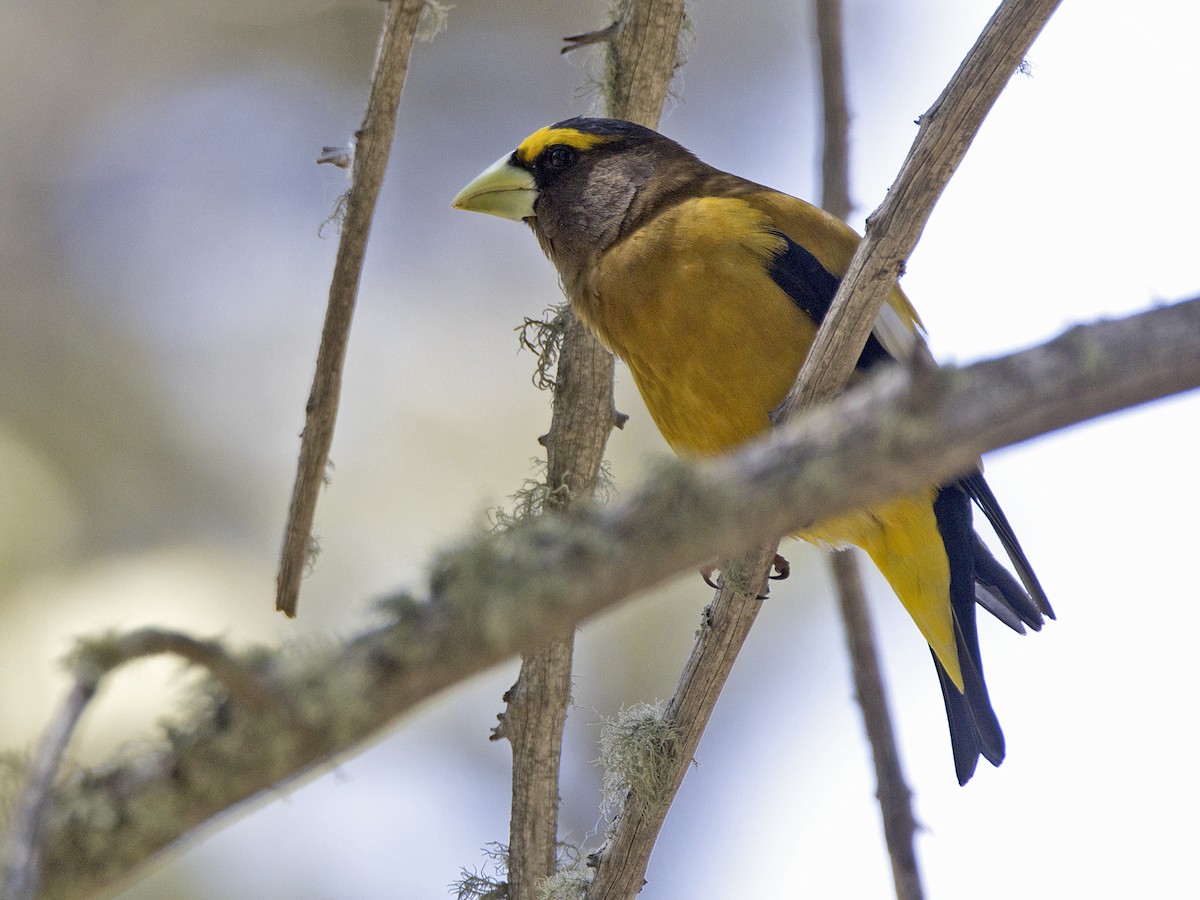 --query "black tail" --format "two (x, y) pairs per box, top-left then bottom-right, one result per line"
(932, 474), (1050, 785)
(961, 471), (1055, 622)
